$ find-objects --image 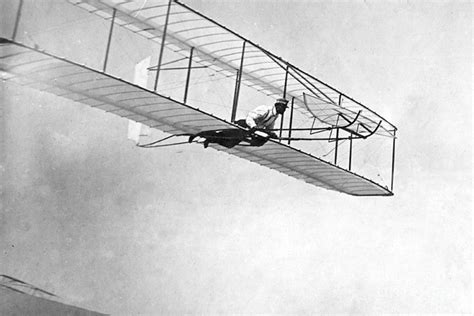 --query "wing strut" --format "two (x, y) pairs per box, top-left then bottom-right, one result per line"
(154, 0), (173, 91)
(231, 40), (246, 122)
